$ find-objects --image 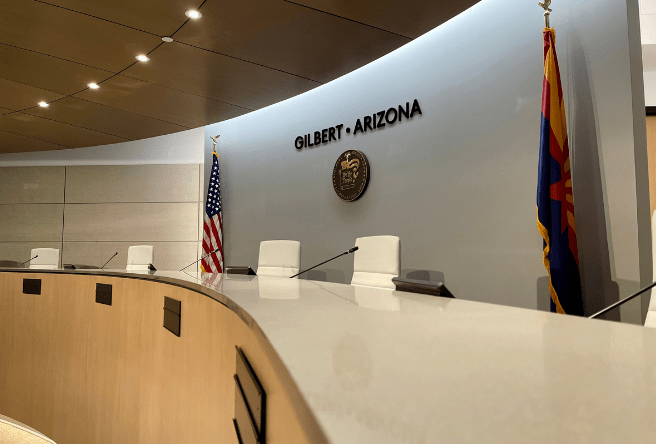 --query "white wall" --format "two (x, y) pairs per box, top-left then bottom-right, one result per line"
(205, 0), (650, 322)
(0, 0), (648, 322)
(0, 127), (204, 166)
